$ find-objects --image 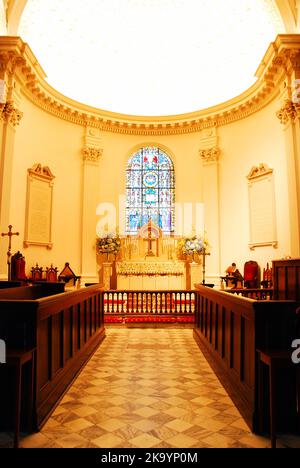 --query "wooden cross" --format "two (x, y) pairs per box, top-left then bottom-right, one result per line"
(1, 225), (19, 280)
